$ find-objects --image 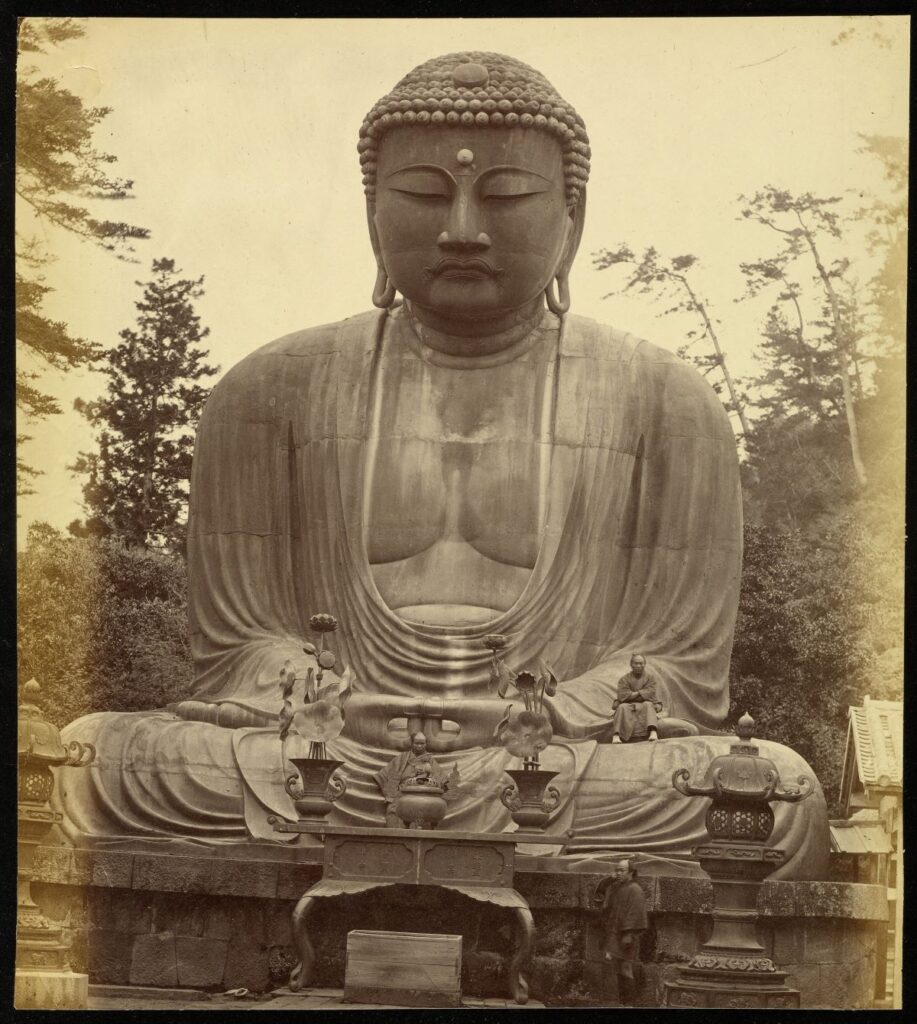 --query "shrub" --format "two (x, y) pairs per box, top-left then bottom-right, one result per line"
(17, 523), (193, 725)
